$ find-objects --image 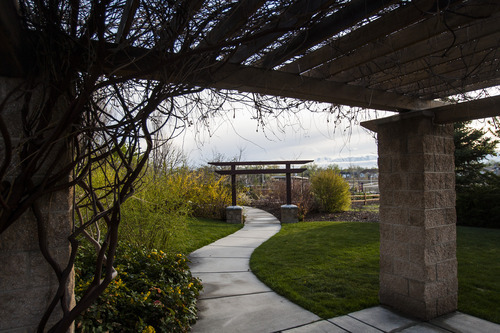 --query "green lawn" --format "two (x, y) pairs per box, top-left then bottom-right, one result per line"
(250, 221), (380, 318)
(250, 221), (500, 323)
(172, 217), (243, 255)
(457, 226), (500, 323)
